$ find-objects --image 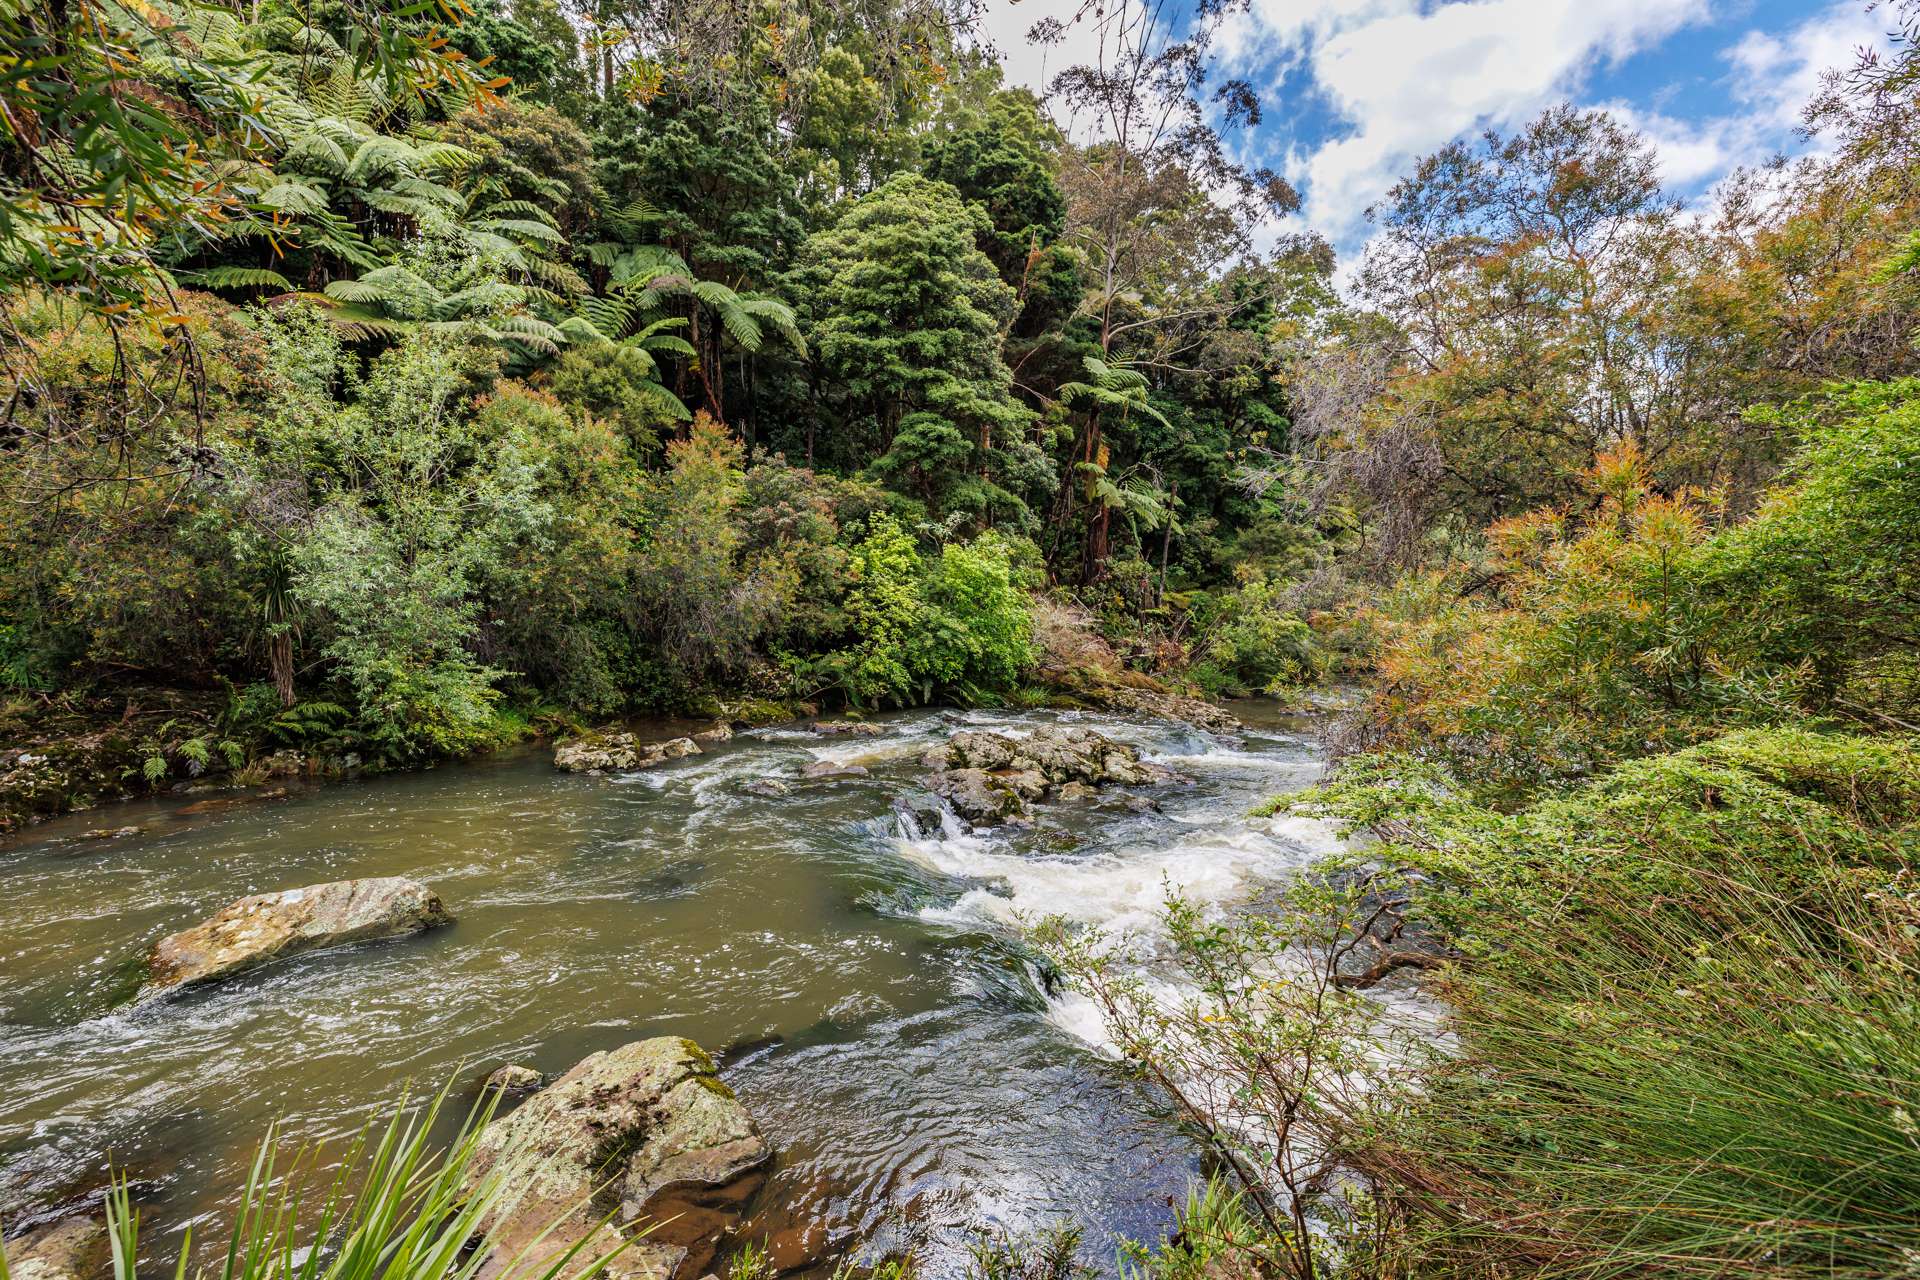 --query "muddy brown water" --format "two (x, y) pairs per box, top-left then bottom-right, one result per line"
(0, 705), (1342, 1276)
